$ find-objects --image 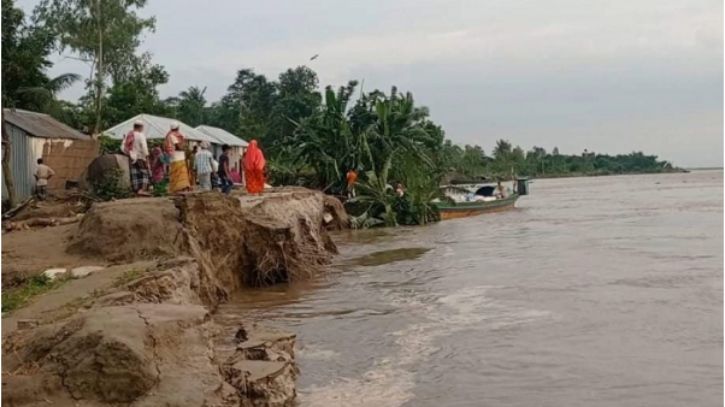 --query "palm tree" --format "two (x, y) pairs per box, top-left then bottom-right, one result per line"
(177, 86), (207, 127)
(15, 72), (81, 113)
